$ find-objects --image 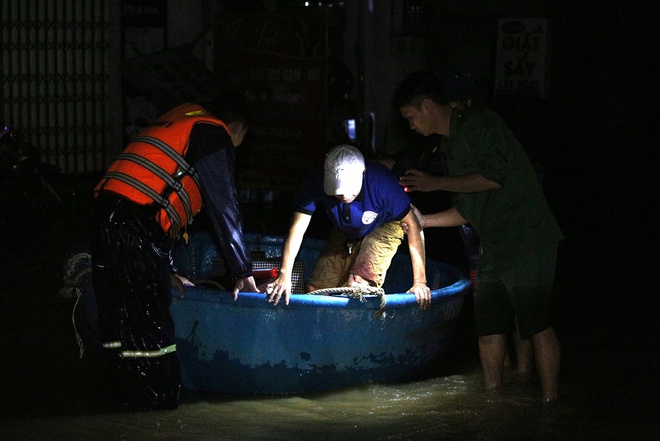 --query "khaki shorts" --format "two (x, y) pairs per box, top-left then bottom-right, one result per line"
(308, 221), (404, 290)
